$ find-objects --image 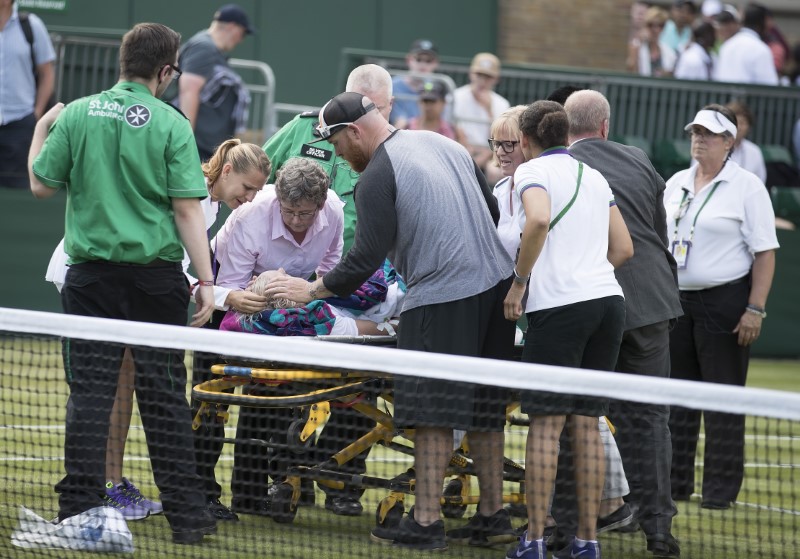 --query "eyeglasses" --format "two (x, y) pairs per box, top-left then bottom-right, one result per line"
(414, 55), (436, 64)
(161, 63), (182, 81)
(647, 22), (665, 29)
(487, 139), (520, 153)
(279, 206), (318, 220)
